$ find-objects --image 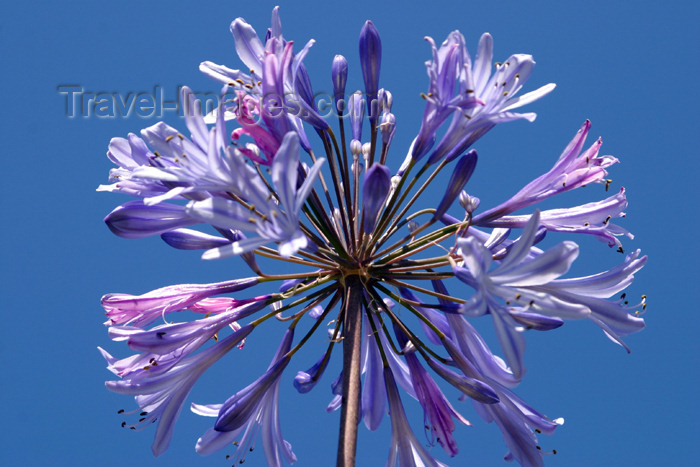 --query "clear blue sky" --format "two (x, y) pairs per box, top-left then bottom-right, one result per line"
(1, 1), (697, 465)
